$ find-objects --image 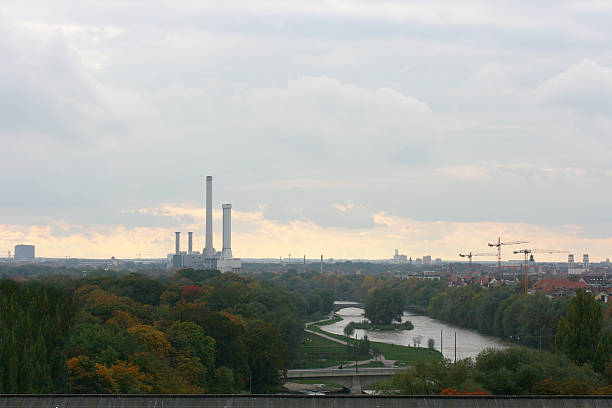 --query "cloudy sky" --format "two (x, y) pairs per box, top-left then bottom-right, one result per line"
(2, 1), (612, 261)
